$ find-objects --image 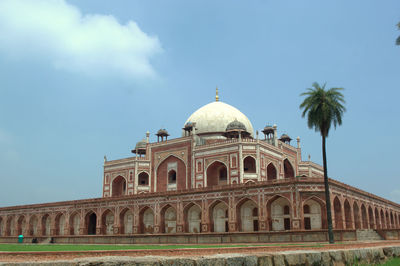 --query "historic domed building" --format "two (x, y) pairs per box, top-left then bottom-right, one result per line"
(0, 90), (399, 243)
